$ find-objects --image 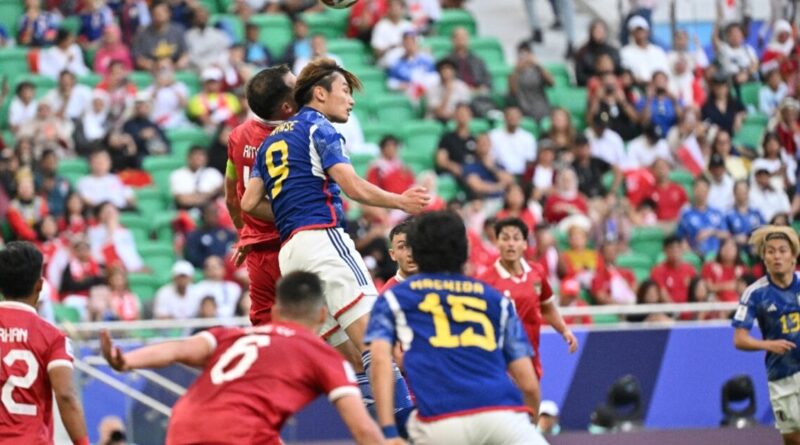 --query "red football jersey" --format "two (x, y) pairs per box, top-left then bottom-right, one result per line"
(379, 273), (405, 293)
(701, 262), (749, 303)
(227, 118), (281, 246)
(167, 323), (360, 445)
(650, 182), (688, 222)
(0, 301), (74, 445)
(651, 261), (697, 303)
(478, 260), (553, 379)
